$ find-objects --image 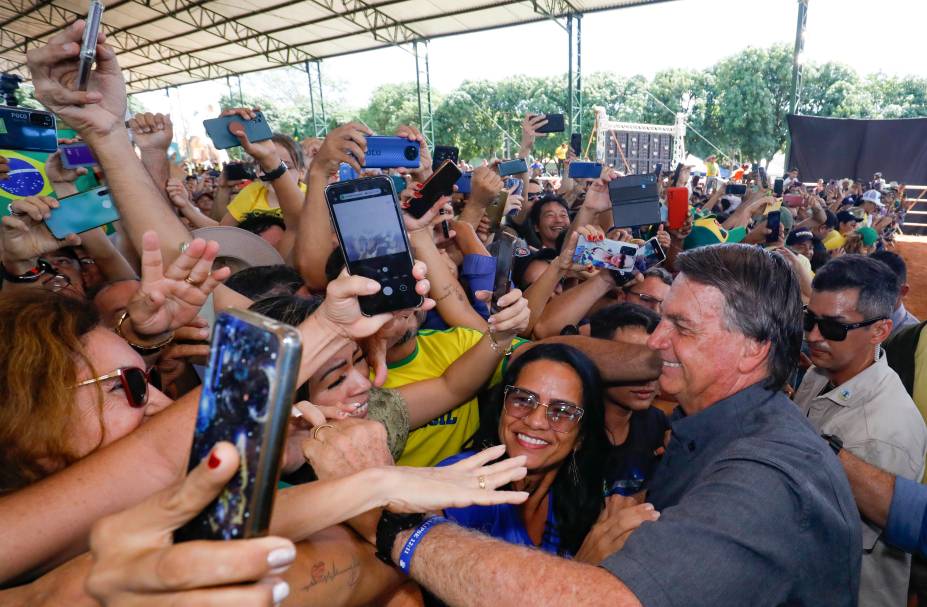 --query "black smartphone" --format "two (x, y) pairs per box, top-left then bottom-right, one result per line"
(672, 162), (683, 187)
(174, 309), (301, 542)
(433, 145), (459, 166)
(0, 107), (57, 153)
(535, 113), (565, 133)
(224, 163), (256, 181)
(76, 0), (104, 91)
(773, 178), (784, 197)
(757, 166), (769, 189)
(766, 210), (781, 244)
(408, 159), (462, 219)
(652, 162), (663, 178)
(485, 191), (508, 234)
(489, 231), (516, 314)
(727, 183), (747, 196)
(498, 158), (528, 177)
(325, 176), (423, 316)
(570, 133), (582, 157)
